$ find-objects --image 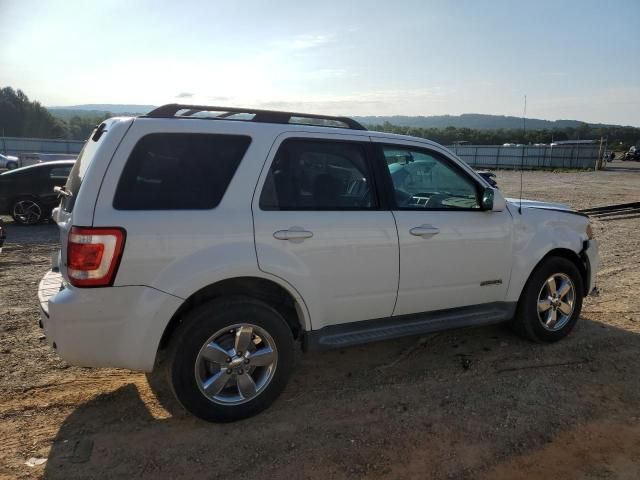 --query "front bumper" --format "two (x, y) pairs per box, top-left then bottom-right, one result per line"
(38, 270), (183, 371)
(582, 239), (599, 295)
